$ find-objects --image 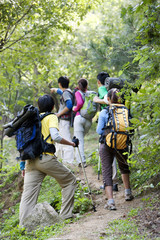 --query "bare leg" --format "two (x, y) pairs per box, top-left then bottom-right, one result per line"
(104, 185), (116, 210)
(121, 173), (130, 189)
(105, 185), (113, 200)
